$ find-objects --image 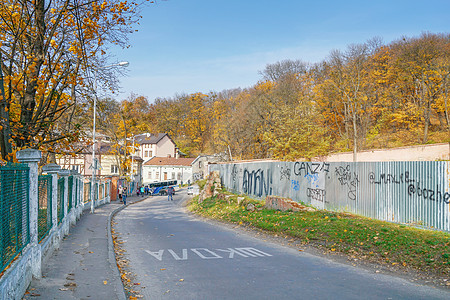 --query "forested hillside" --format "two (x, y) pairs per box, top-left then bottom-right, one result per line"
(103, 33), (450, 161)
